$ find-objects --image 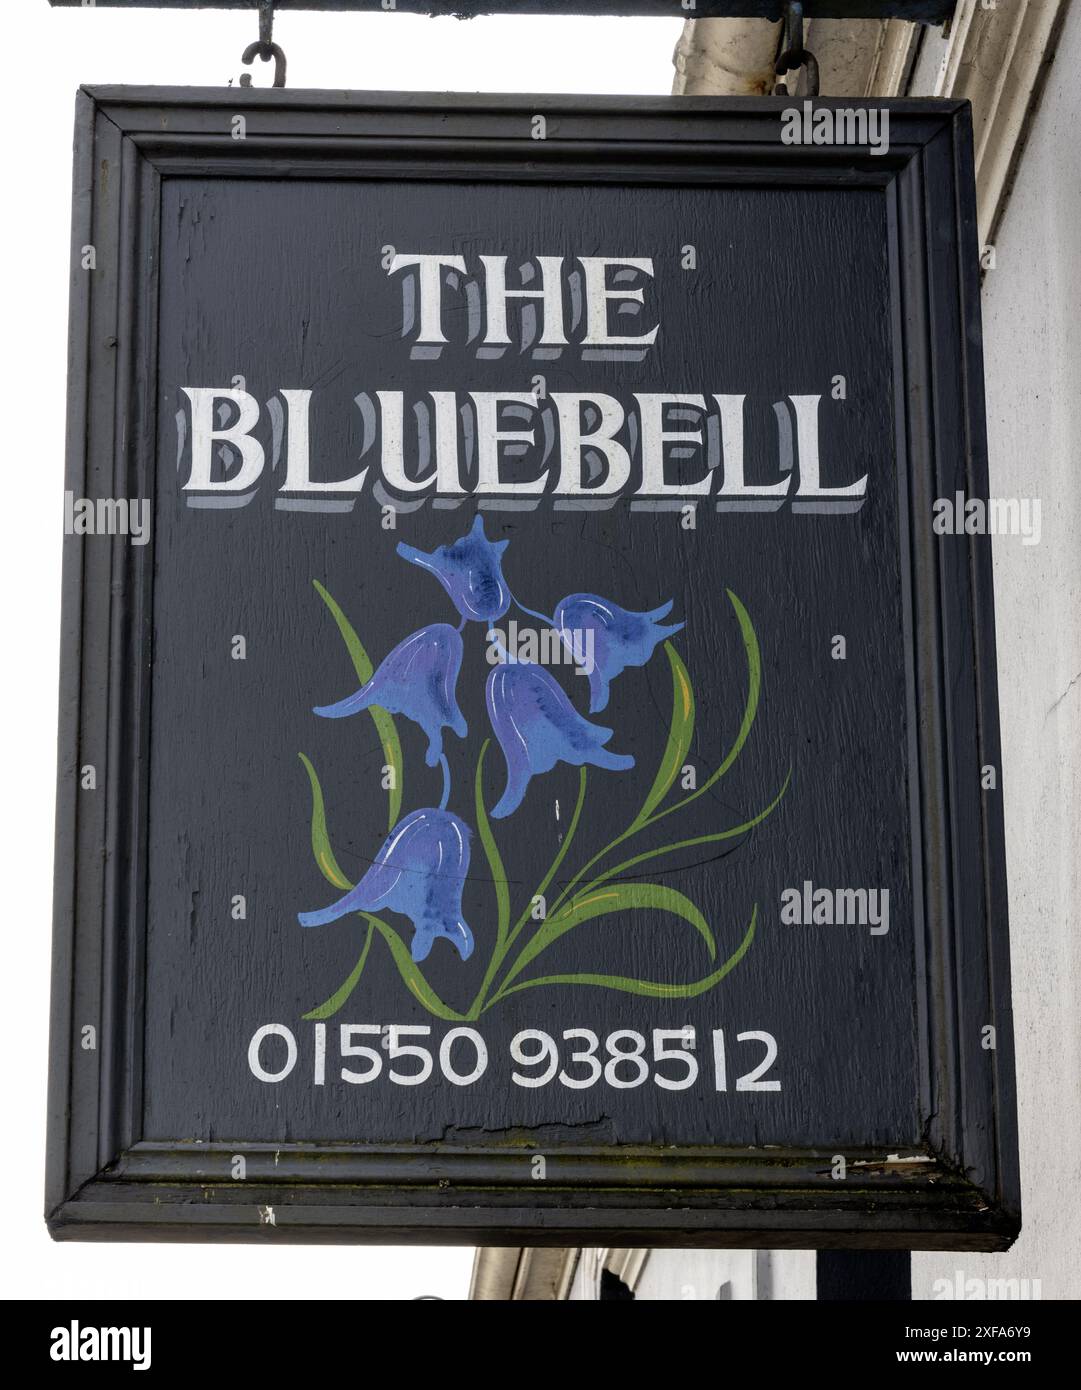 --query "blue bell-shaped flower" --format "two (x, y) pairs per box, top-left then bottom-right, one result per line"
(298, 807), (474, 962)
(485, 662), (634, 819)
(397, 514), (511, 624)
(313, 623), (467, 767)
(554, 593), (684, 713)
